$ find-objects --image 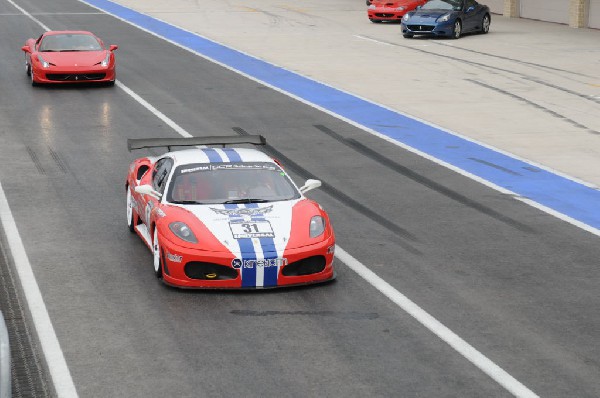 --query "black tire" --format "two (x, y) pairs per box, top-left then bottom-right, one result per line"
(105, 80), (115, 87)
(366, 0), (371, 5)
(126, 186), (136, 233)
(481, 14), (490, 34)
(30, 69), (38, 86)
(451, 19), (462, 39)
(403, 34), (414, 38)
